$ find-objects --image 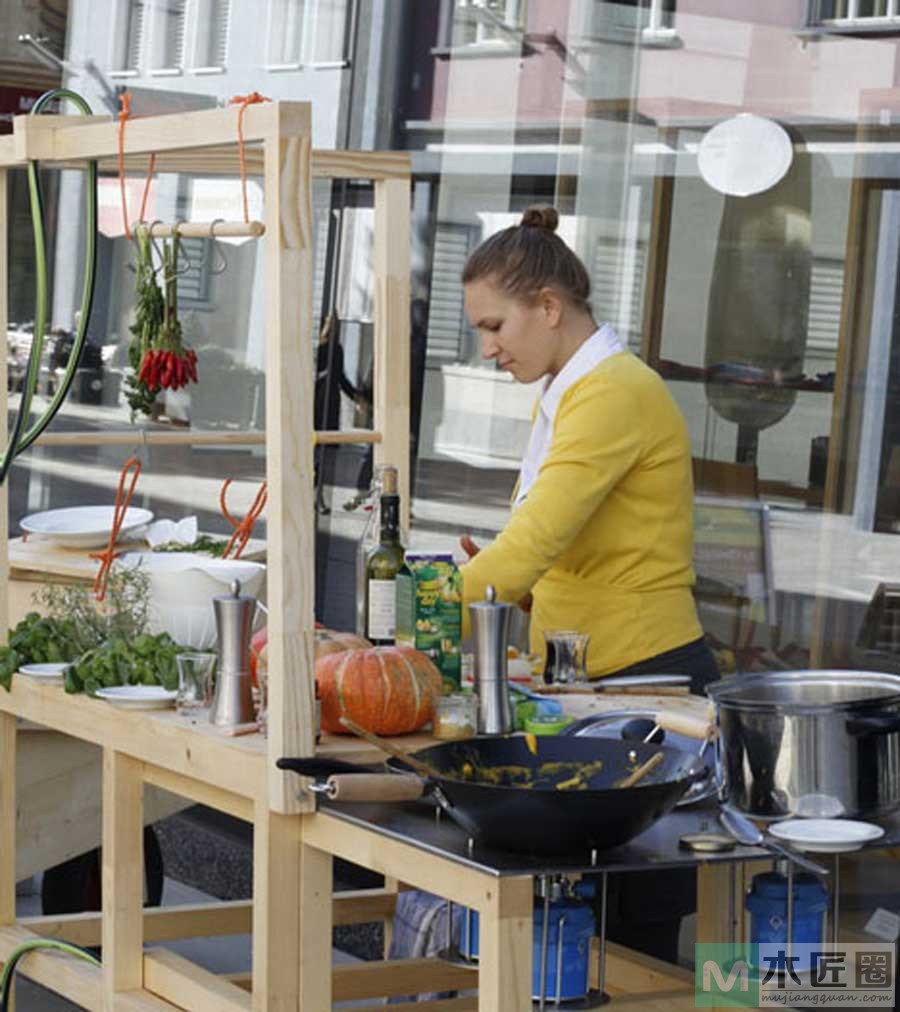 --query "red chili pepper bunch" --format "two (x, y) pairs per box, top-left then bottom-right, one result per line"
(138, 346), (198, 392)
